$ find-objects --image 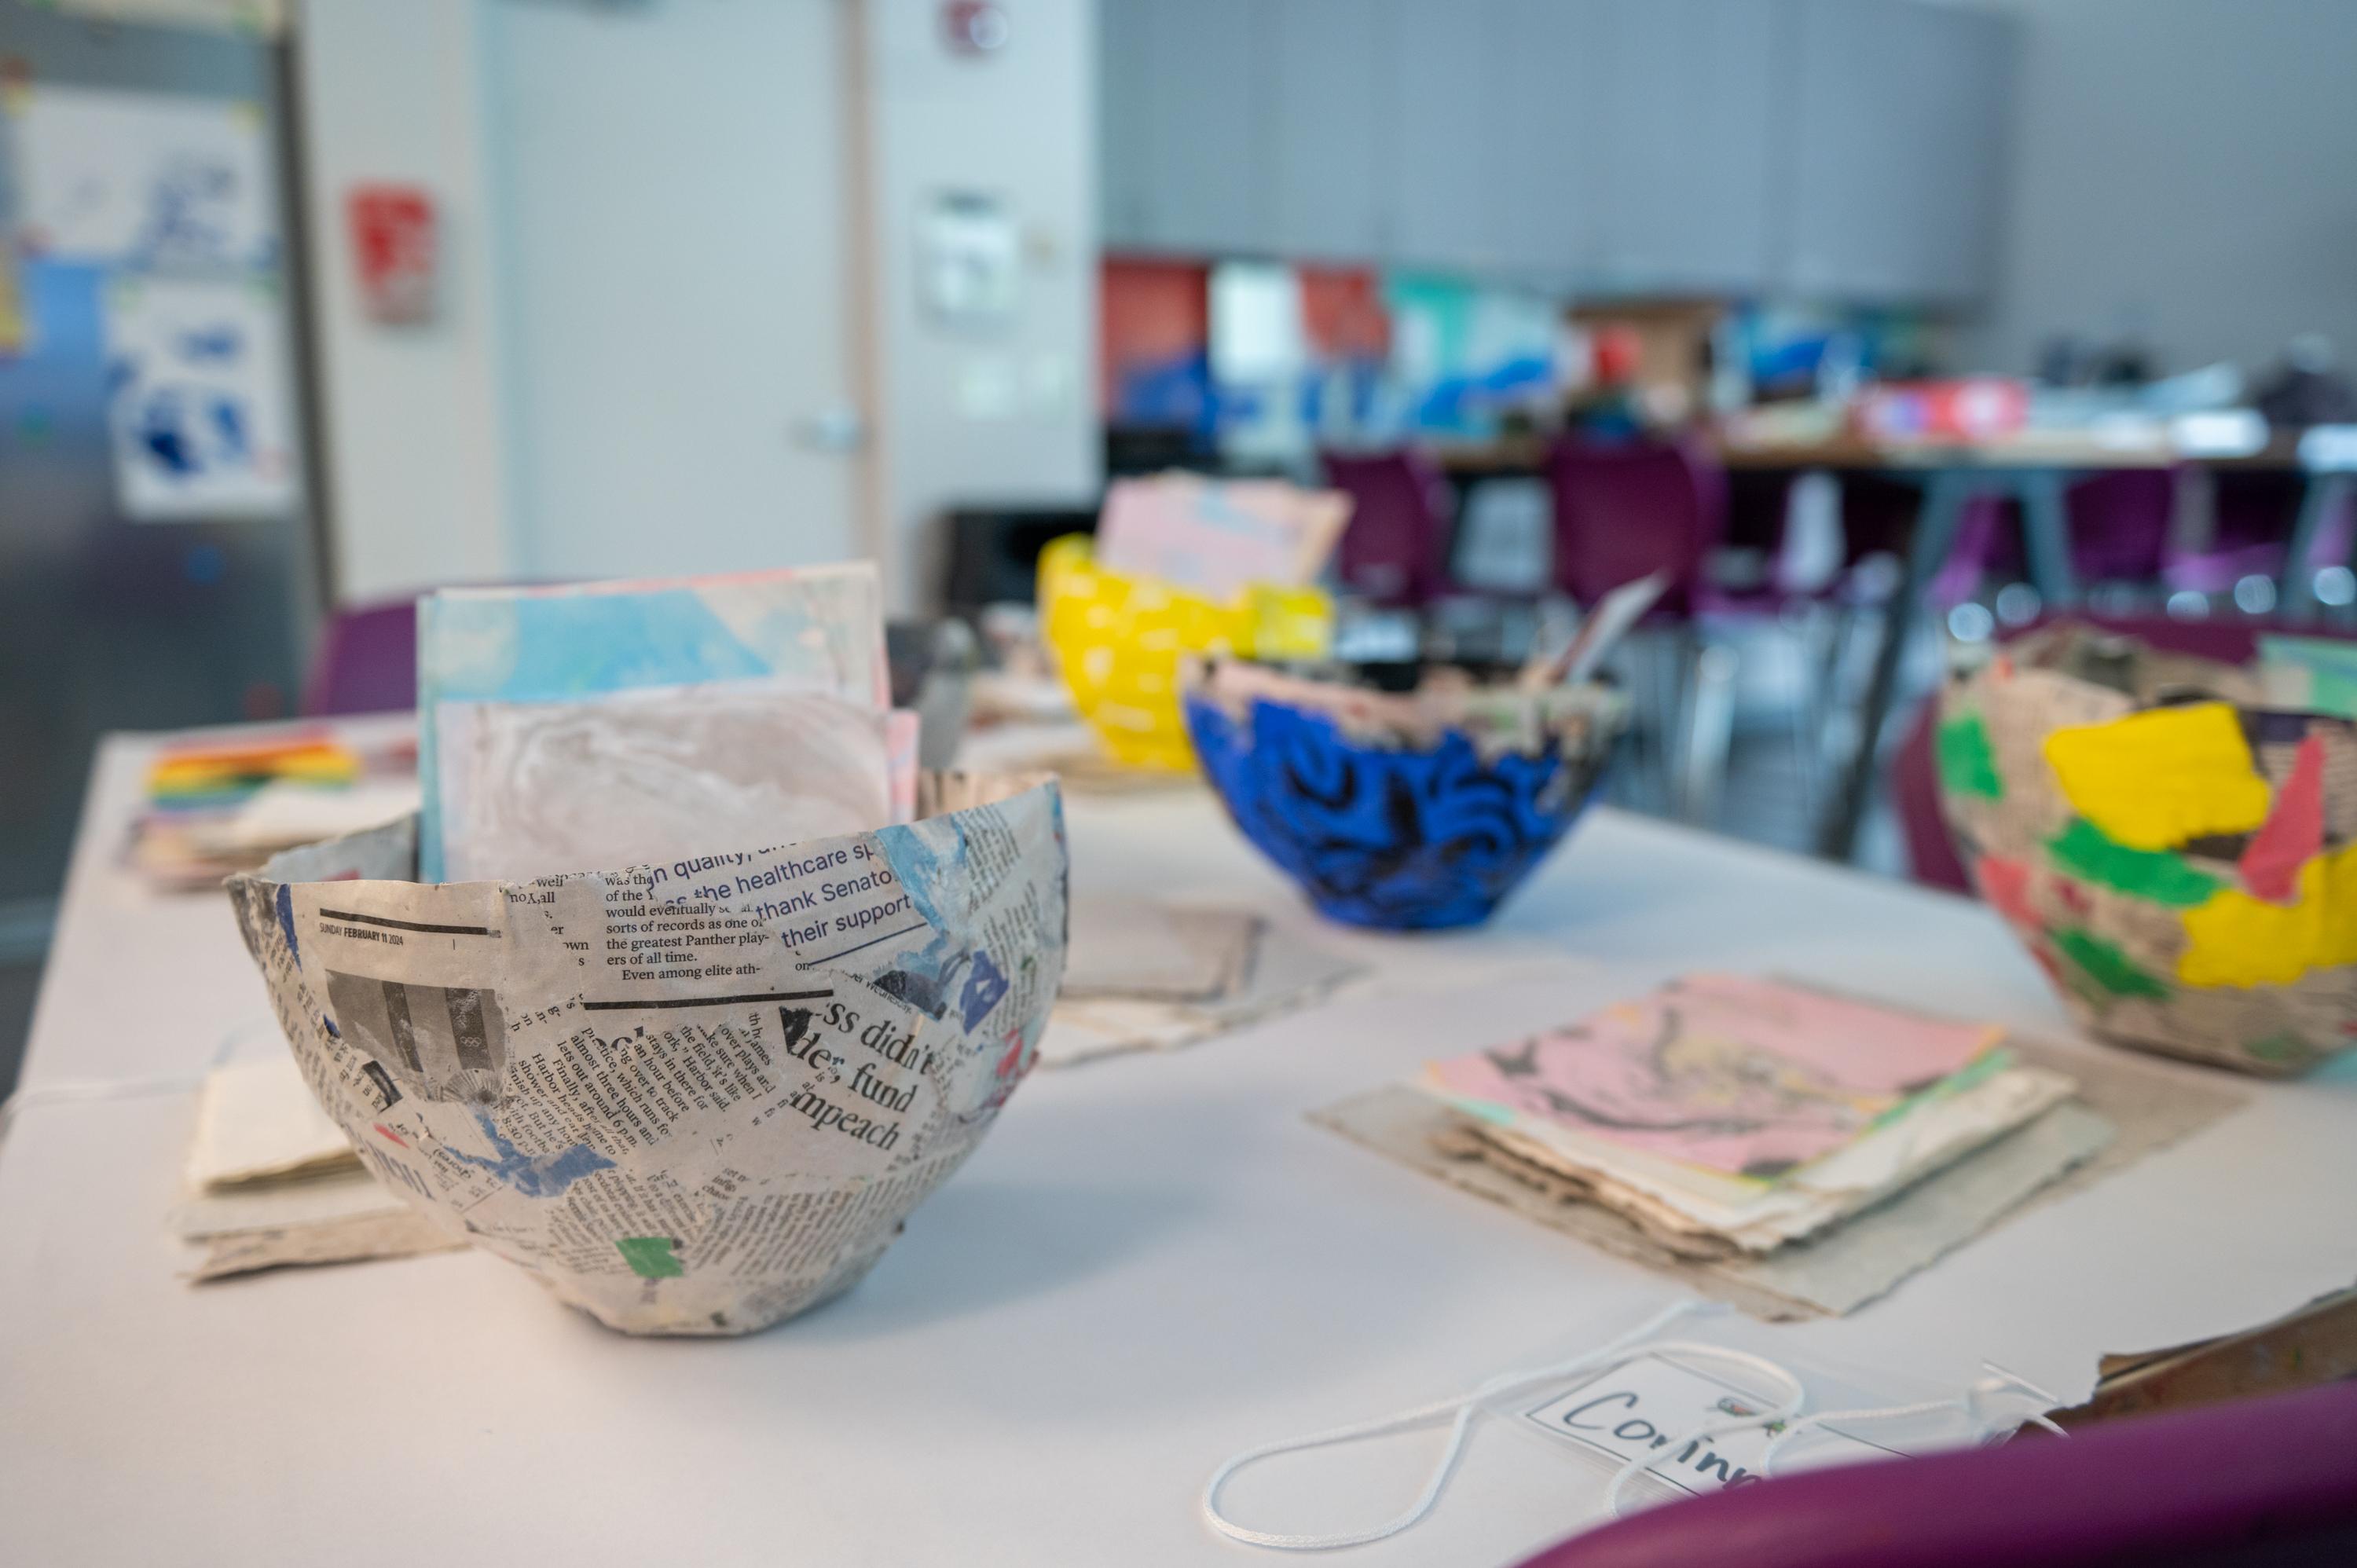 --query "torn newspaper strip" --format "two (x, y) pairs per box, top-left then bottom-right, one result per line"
(226, 771), (1067, 1336)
